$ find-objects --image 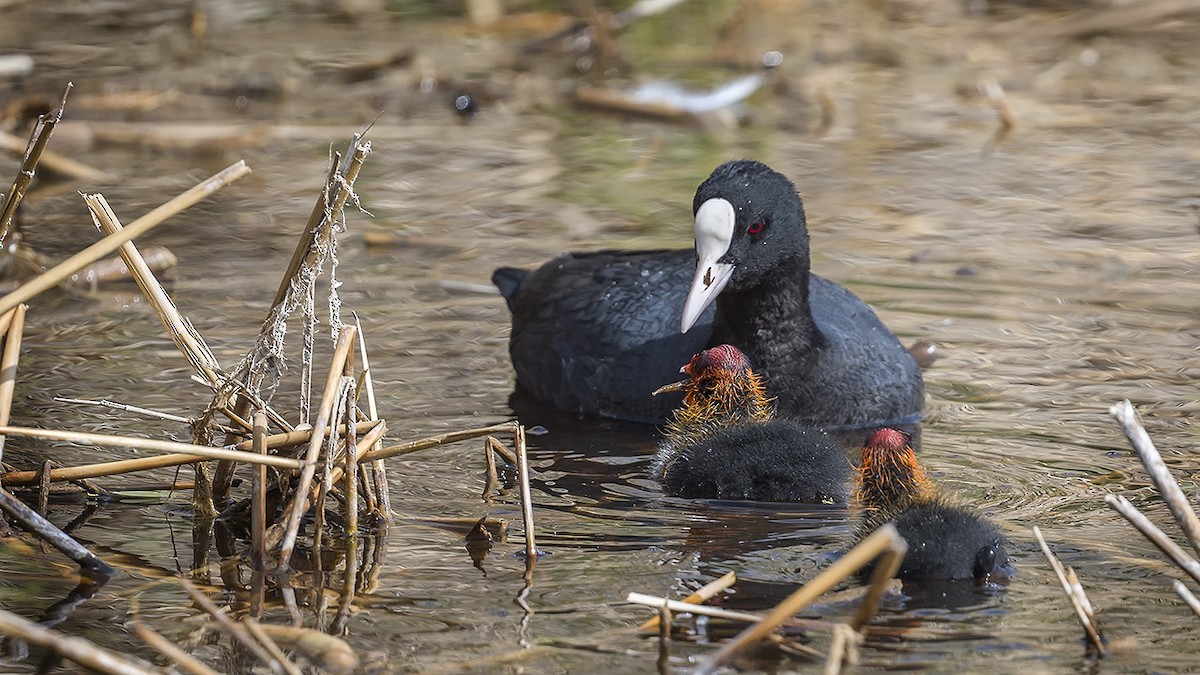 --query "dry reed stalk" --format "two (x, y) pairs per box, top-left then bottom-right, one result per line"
(695, 525), (906, 675)
(0, 84), (71, 245)
(343, 402), (359, 541)
(0, 607), (154, 675)
(824, 624), (861, 675)
(0, 160), (251, 317)
(179, 577), (280, 671)
(252, 411), (268, 570)
(656, 601), (671, 674)
(84, 193), (222, 386)
(850, 535), (906, 632)
(514, 422), (538, 561)
(0, 425), (304, 469)
(241, 619), (302, 675)
(0, 422), (375, 486)
(353, 313), (390, 522)
(297, 421), (387, 526)
(0, 486), (111, 576)
(131, 621), (221, 675)
(1033, 526), (1106, 655)
(1105, 494), (1200, 585)
(638, 571), (737, 632)
(0, 303), (26, 465)
(0, 129), (108, 184)
(359, 422), (517, 462)
(270, 325), (357, 565)
(1174, 581), (1200, 618)
(1109, 400), (1200, 559)
(0, 305), (16, 341)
